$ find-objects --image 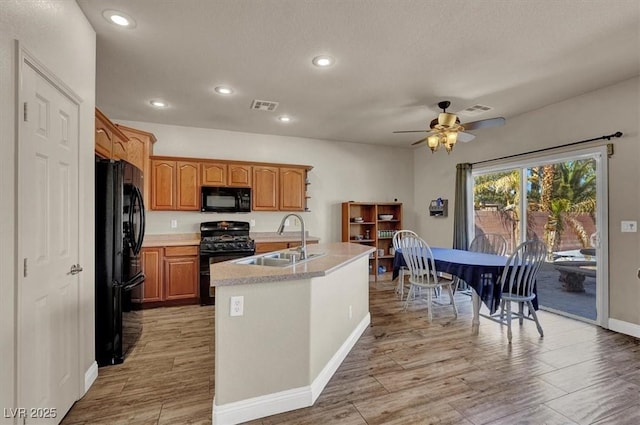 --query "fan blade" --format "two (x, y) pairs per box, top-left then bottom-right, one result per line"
(462, 117), (505, 131)
(458, 131), (476, 143)
(393, 130), (429, 134)
(411, 137), (428, 146)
